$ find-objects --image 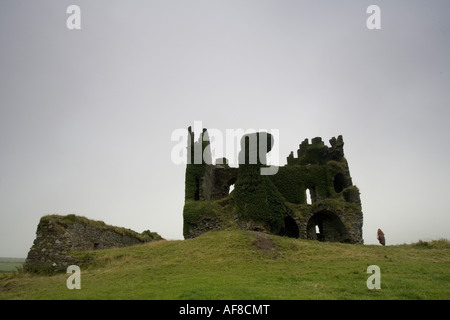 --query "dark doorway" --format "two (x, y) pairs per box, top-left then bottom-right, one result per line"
(306, 210), (349, 242)
(279, 215), (299, 238)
